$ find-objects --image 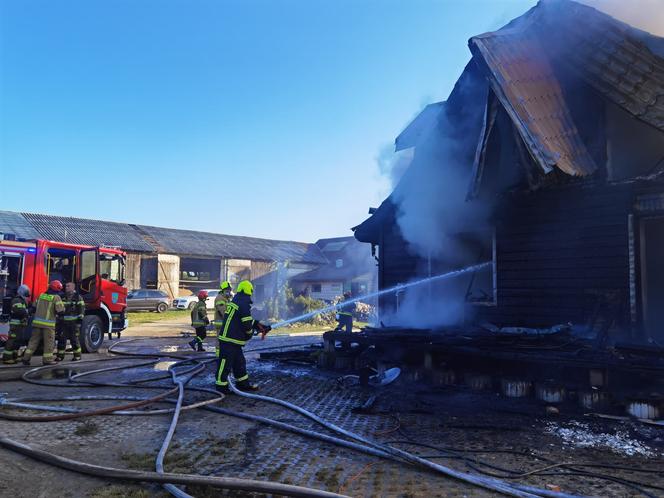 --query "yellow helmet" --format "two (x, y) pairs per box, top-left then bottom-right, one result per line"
(220, 280), (231, 291)
(236, 280), (253, 296)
